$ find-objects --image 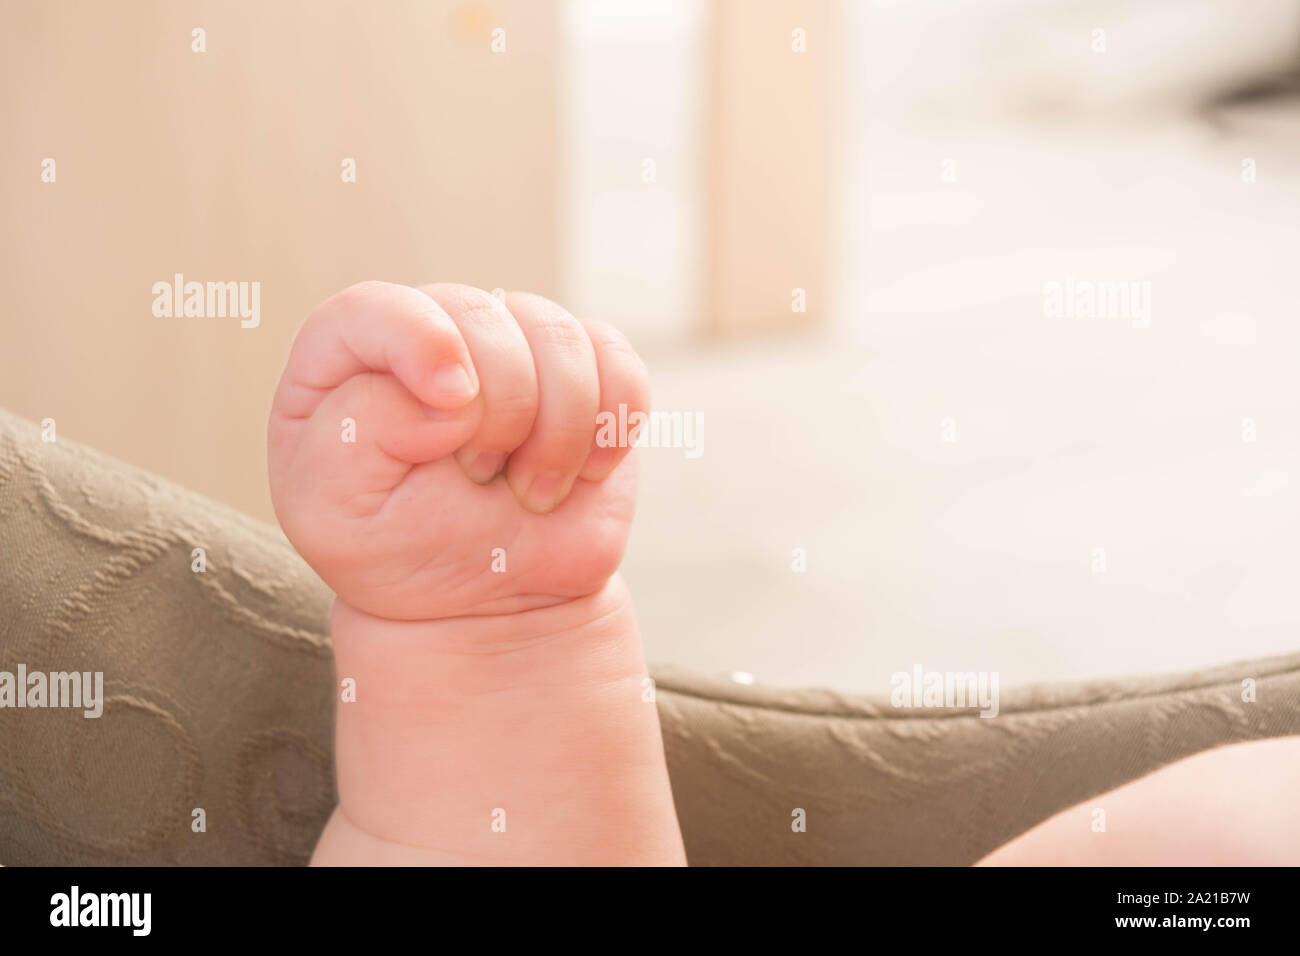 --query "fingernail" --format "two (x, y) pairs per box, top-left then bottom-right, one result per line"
(523, 471), (567, 513)
(428, 363), (476, 406)
(465, 451), (506, 484)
